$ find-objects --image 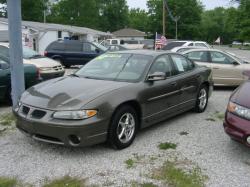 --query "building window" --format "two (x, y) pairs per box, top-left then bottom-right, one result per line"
(58, 31), (62, 39)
